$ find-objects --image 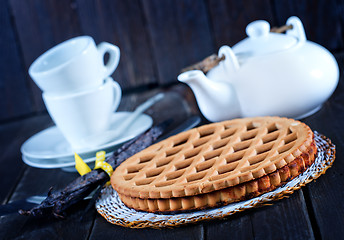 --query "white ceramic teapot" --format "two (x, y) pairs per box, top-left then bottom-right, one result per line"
(178, 16), (339, 122)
